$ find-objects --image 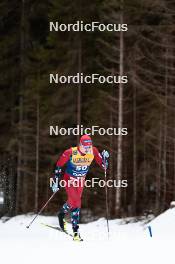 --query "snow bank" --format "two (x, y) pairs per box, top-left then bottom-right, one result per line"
(147, 207), (175, 239)
(0, 212), (174, 264)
